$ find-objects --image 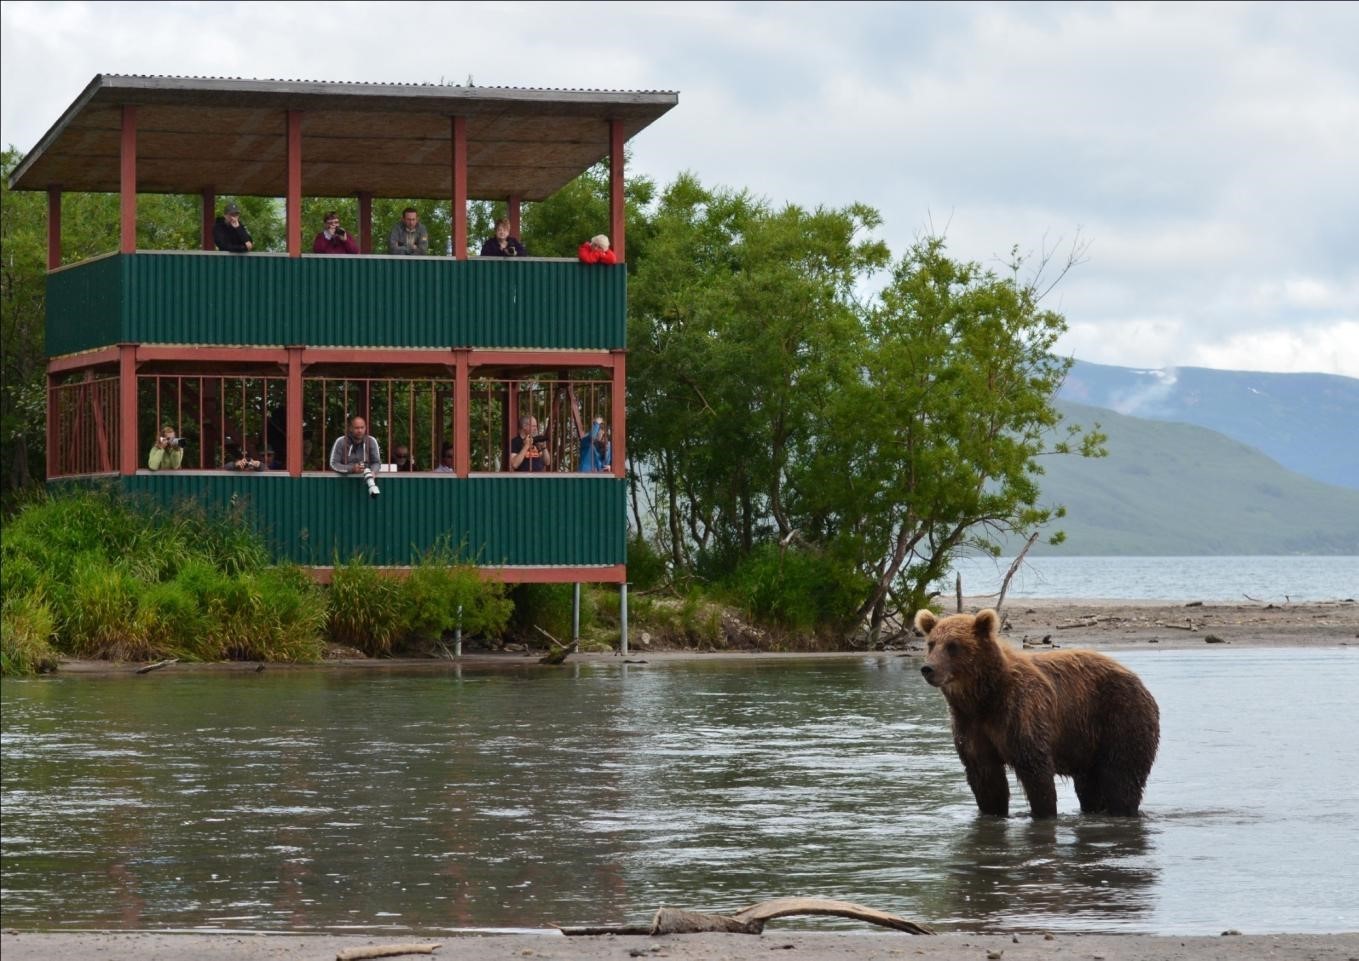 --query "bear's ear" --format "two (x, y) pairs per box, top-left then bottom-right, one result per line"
(973, 609), (1000, 639)
(913, 609), (938, 635)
